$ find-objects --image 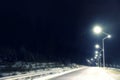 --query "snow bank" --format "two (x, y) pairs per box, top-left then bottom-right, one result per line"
(0, 62), (82, 80)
